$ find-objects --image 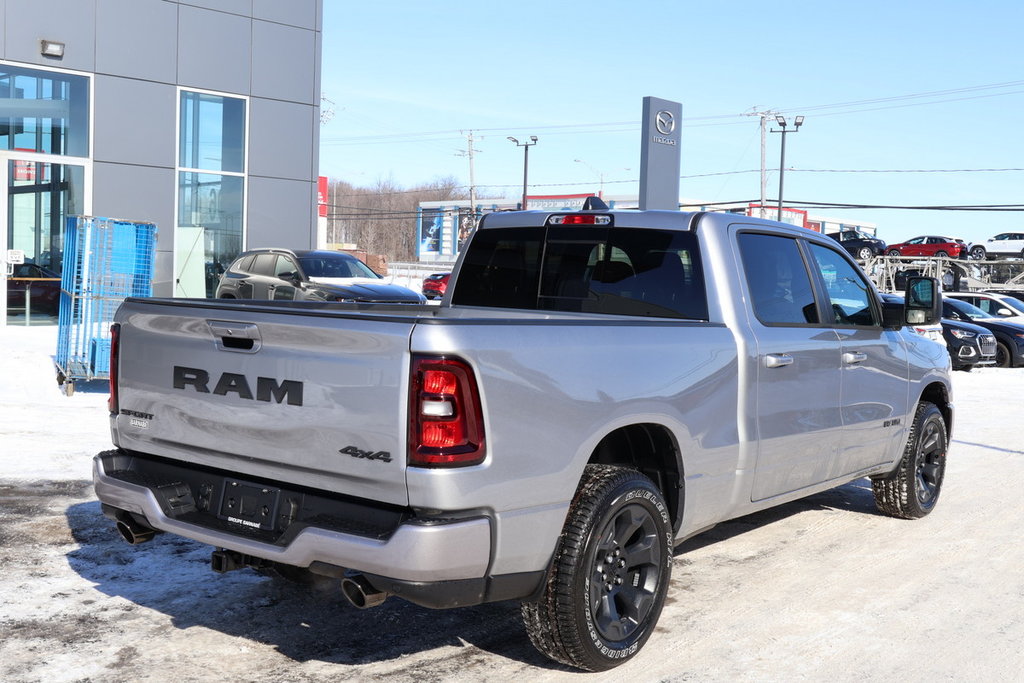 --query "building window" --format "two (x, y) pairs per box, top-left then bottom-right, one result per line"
(0, 64), (89, 157)
(176, 90), (246, 297)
